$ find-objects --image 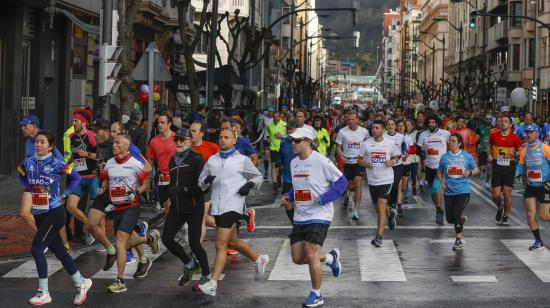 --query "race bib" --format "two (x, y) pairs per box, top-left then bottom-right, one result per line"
(447, 166), (464, 178)
(109, 186), (129, 204)
(31, 193), (50, 211)
(158, 174), (170, 186)
(527, 170), (542, 182)
(427, 148), (439, 156)
(73, 158), (88, 172)
(346, 142), (360, 150)
(371, 154), (387, 164)
(496, 155), (510, 166)
(294, 189), (313, 206)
